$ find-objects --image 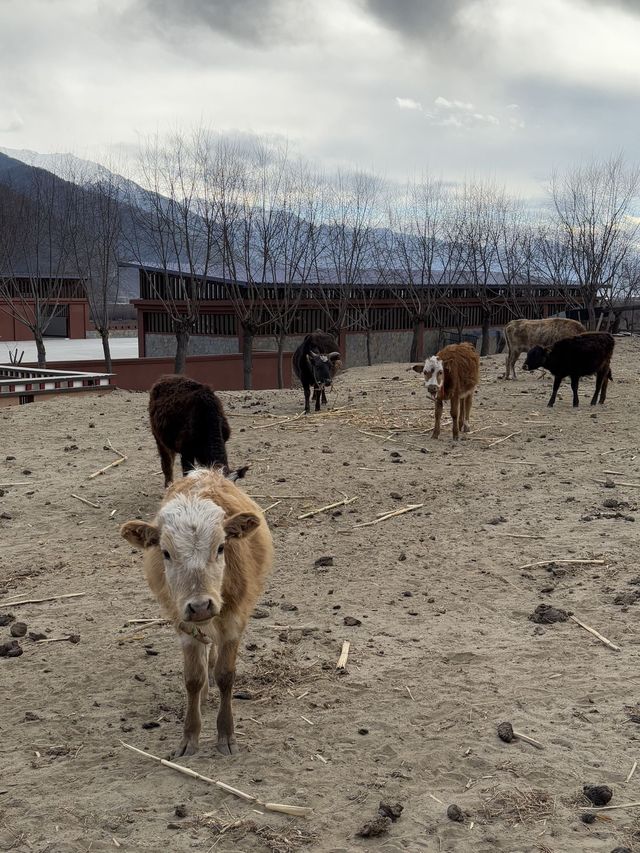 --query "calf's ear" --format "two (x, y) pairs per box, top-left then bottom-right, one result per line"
(412, 364), (424, 373)
(120, 520), (160, 549)
(328, 351), (341, 363)
(224, 512), (261, 539)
